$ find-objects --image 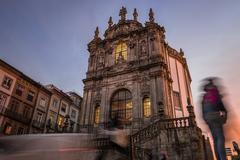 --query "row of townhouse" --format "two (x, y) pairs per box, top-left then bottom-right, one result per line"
(0, 59), (82, 135)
